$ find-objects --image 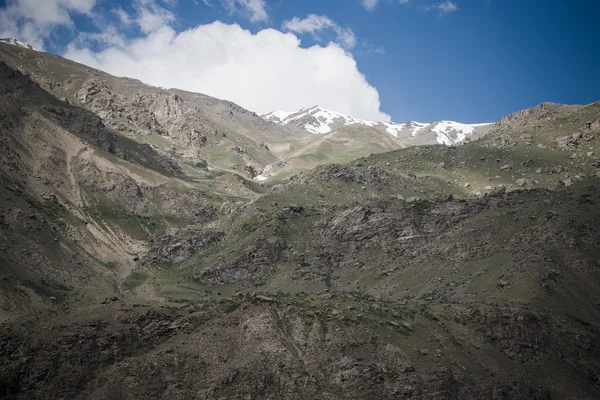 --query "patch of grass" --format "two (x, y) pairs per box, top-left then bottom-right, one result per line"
(241, 216), (269, 233)
(123, 272), (149, 291)
(104, 261), (117, 271)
